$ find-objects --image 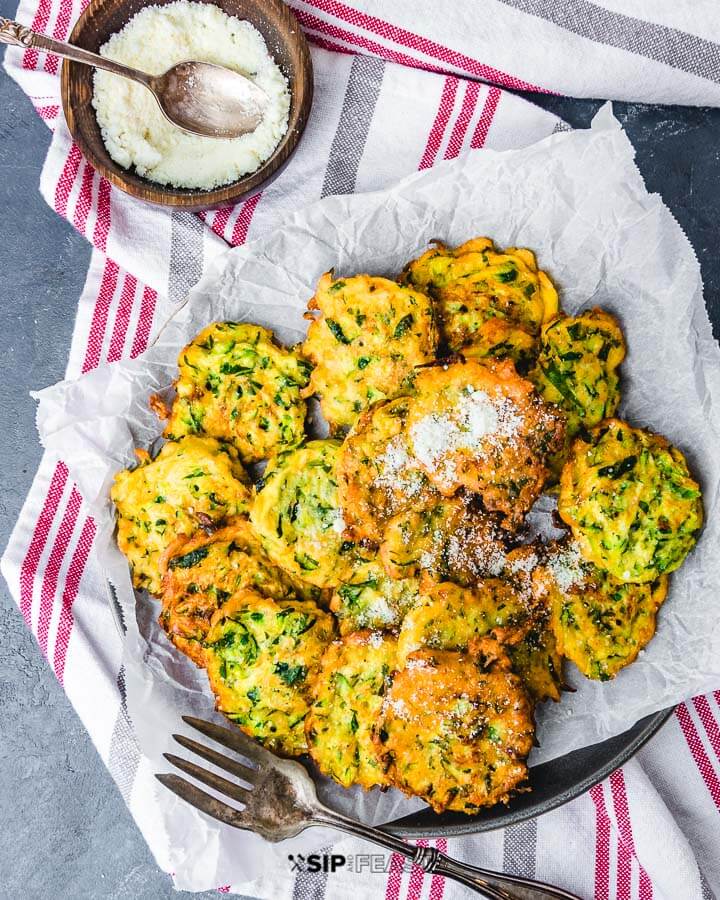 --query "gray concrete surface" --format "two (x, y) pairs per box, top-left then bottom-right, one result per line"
(1, 19), (719, 900)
